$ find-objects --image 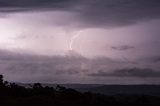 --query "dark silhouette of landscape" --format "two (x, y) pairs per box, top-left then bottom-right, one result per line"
(1, 74), (160, 106)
